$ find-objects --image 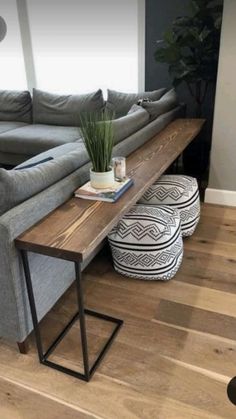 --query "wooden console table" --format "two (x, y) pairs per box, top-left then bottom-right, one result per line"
(15, 118), (205, 381)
